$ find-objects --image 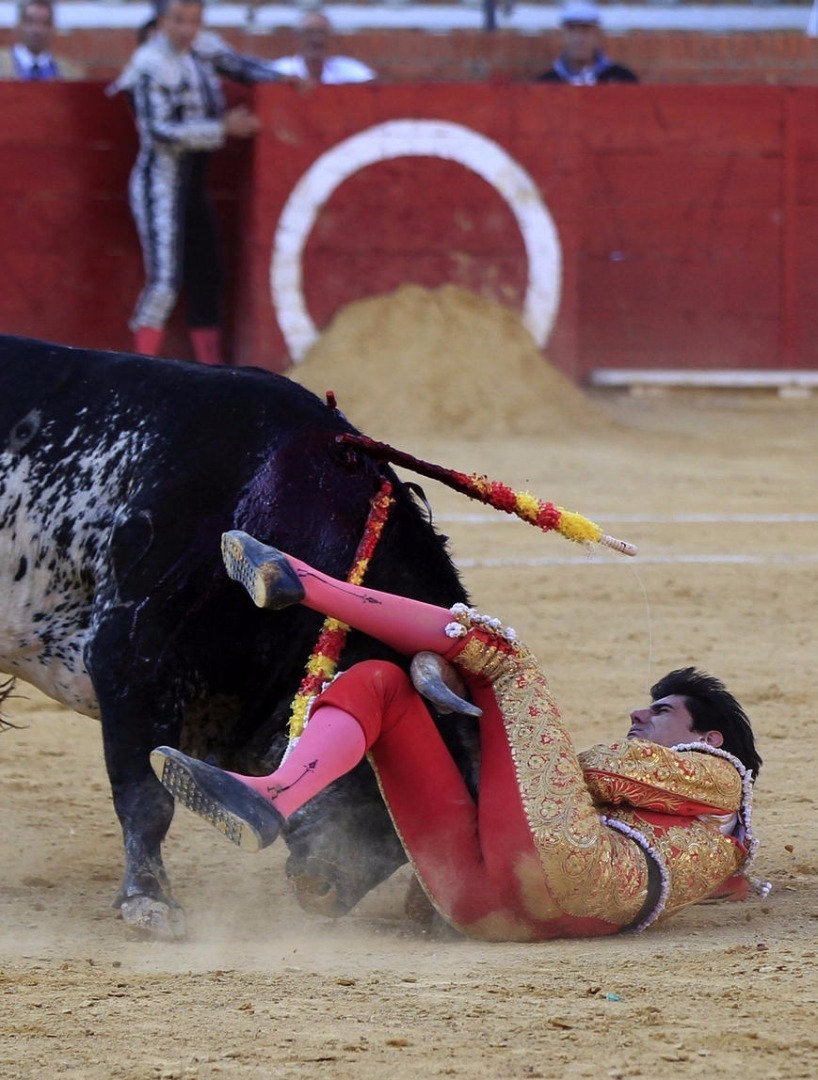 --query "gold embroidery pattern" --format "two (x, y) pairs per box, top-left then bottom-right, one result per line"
(584, 772), (713, 815)
(609, 810), (744, 916)
(579, 742), (743, 813)
(454, 627), (649, 928)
